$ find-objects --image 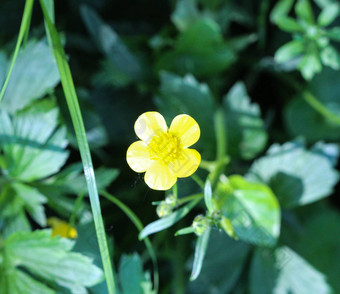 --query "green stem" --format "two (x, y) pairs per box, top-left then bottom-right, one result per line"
(191, 174), (205, 189)
(69, 193), (85, 228)
(0, 0), (34, 103)
(172, 183), (178, 198)
(101, 190), (159, 293)
(177, 193), (203, 205)
(39, 1), (116, 293)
